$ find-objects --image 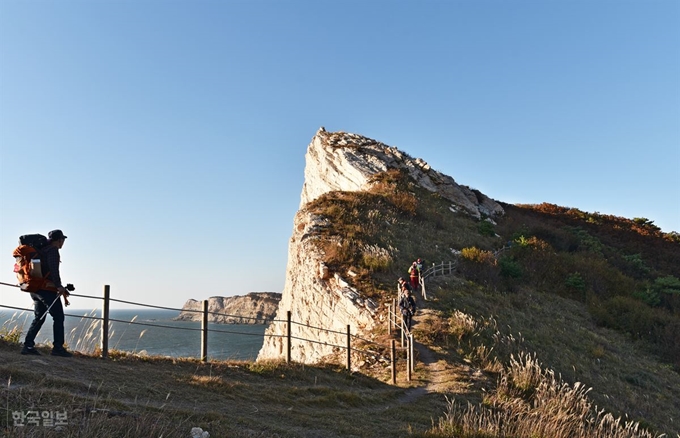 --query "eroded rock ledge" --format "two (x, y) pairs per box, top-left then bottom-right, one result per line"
(175, 293), (281, 324)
